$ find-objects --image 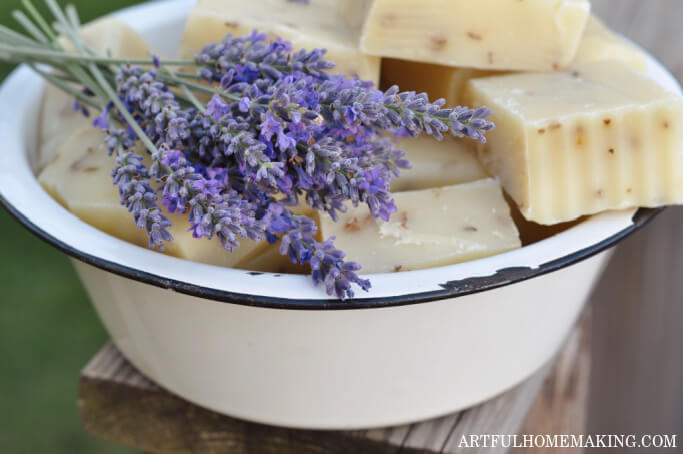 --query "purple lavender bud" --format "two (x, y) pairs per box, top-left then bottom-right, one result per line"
(238, 97), (251, 113)
(92, 102), (111, 130)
